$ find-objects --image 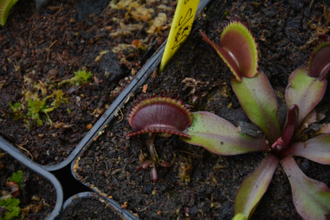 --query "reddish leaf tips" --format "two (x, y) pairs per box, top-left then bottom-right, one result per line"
(150, 166), (157, 184)
(200, 21), (258, 82)
(308, 41), (330, 80)
(200, 30), (242, 82)
(281, 104), (299, 147)
(220, 21), (259, 79)
(127, 95), (193, 138)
